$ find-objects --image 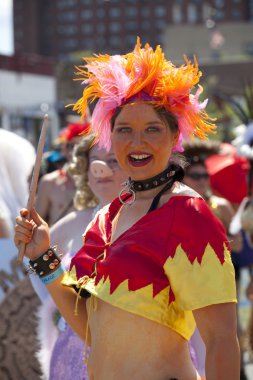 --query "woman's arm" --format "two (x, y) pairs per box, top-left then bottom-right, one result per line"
(46, 274), (87, 340)
(14, 208), (87, 340)
(193, 302), (240, 380)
